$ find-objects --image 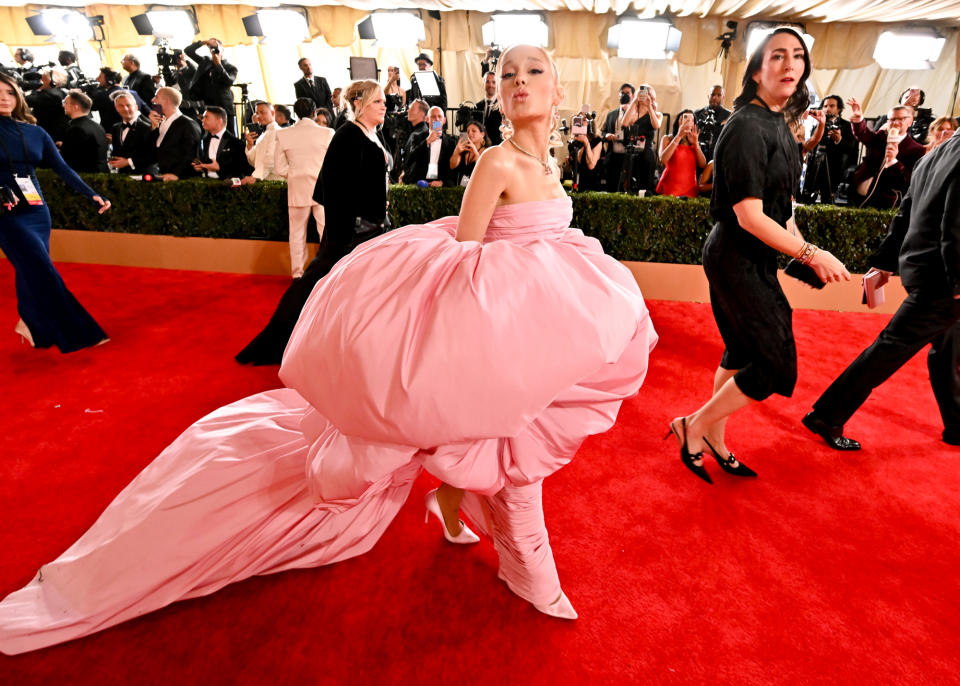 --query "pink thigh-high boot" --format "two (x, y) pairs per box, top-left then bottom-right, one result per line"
(460, 480), (577, 619)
